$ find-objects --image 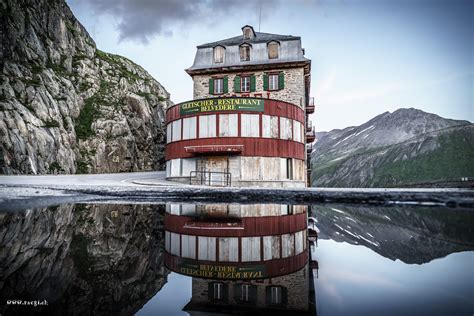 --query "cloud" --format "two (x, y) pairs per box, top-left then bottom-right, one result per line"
(78, 0), (280, 44)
